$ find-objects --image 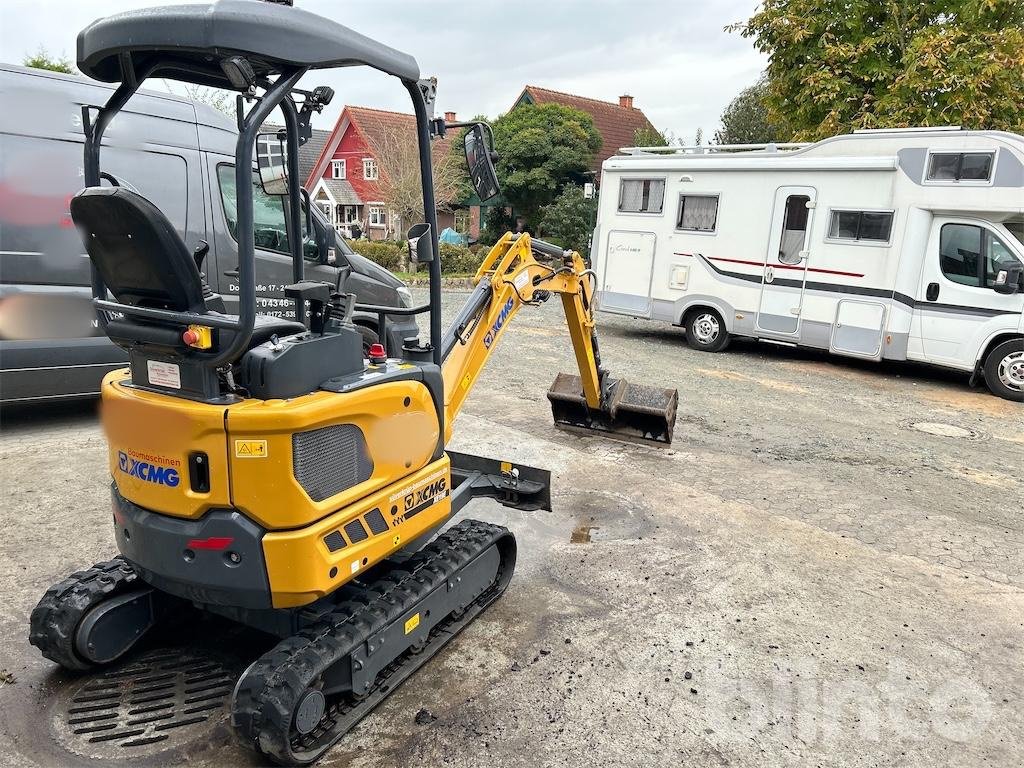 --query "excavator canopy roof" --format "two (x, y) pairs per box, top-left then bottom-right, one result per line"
(77, 0), (420, 89)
